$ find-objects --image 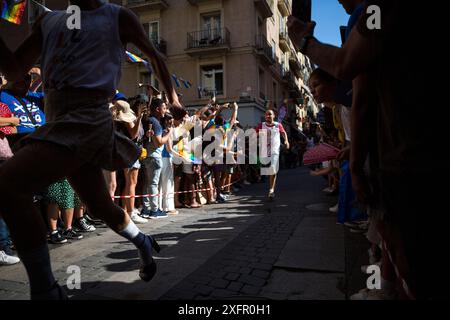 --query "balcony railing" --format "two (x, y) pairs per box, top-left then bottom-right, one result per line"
(279, 29), (290, 52)
(126, 0), (169, 11)
(254, 0), (274, 19)
(187, 28), (231, 52)
(283, 71), (296, 89)
(278, 0), (291, 17)
(198, 87), (223, 99)
(255, 35), (275, 65)
(289, 56), (302, 78)
(153, 38), (167, 55)
(187, 0), (216, 5)
(127, 37), (167, 60)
